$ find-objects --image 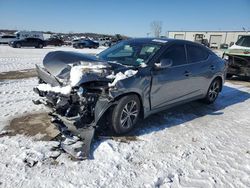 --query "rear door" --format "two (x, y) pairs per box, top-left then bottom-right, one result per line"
(186, 44), (212, 94)
(23, 38), (36, 46)
(21, 38), (30, 46)
(29, 38), (37, 46)
(150, 44), (196, 109)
